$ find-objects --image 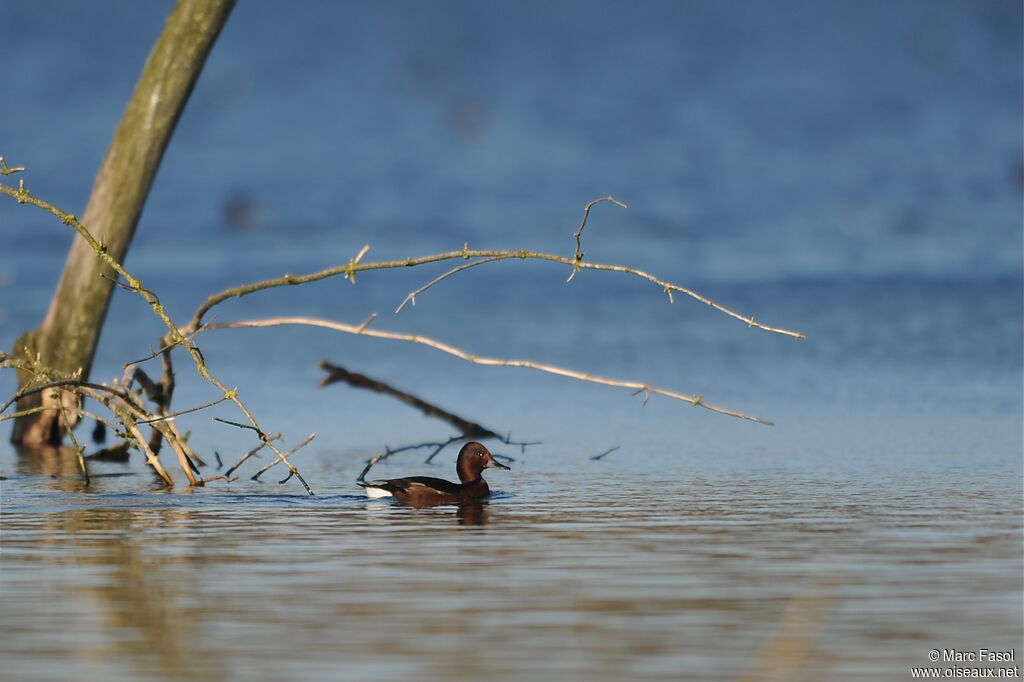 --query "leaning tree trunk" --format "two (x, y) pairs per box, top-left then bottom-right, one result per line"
(11, 0), (236, 445)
